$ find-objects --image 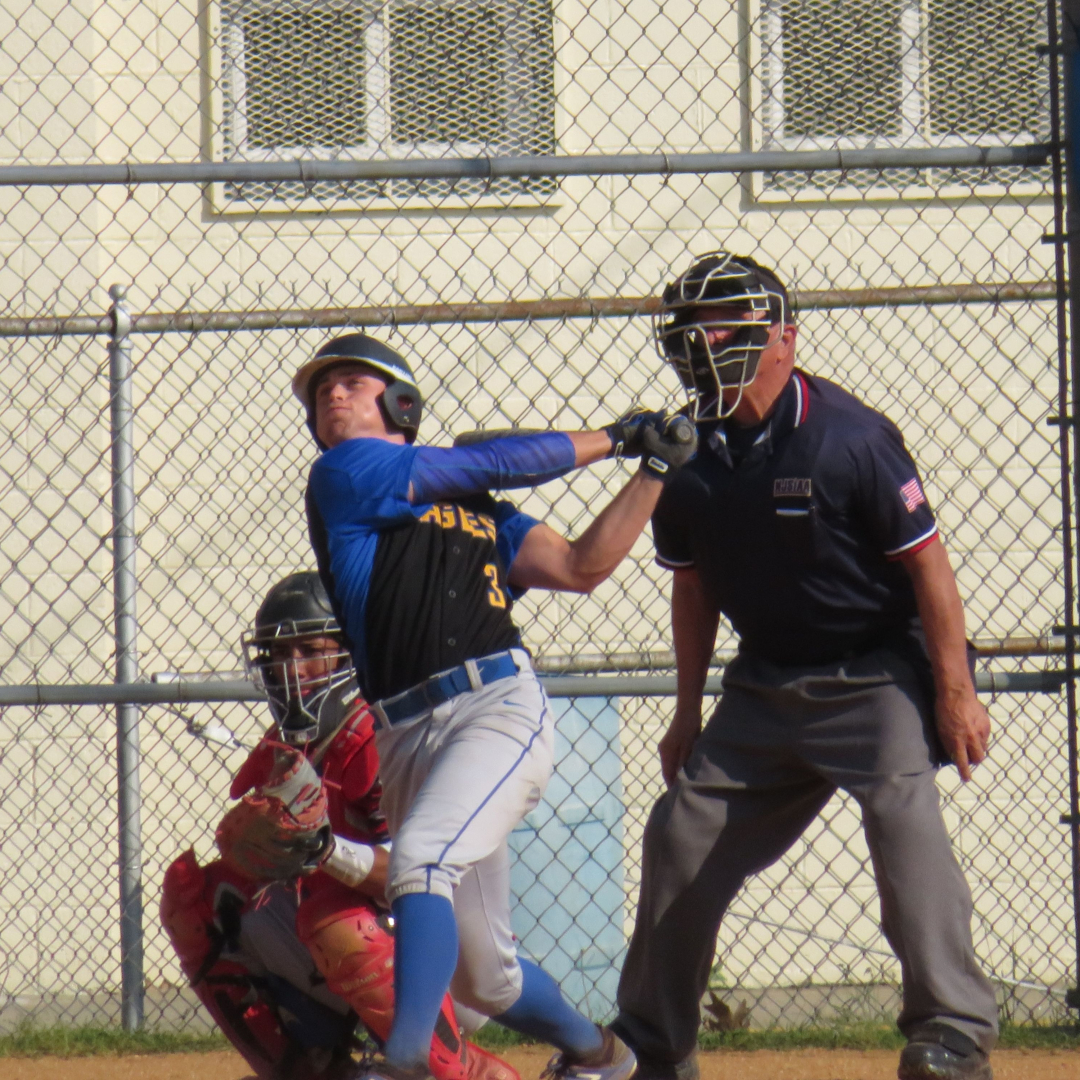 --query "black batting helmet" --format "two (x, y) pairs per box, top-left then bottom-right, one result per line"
(655, 251), (792, 421)
(293, 333), (423, 446)
(241, 572), (358, 747)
